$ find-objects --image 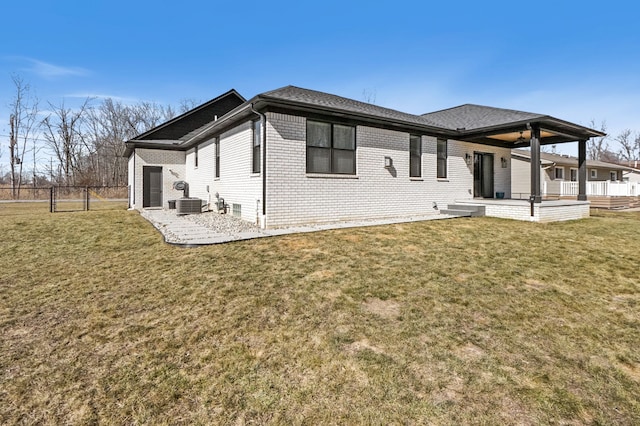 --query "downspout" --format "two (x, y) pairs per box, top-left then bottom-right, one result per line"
(132, 148), (136, 208)
(250, 103), (267, 228)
